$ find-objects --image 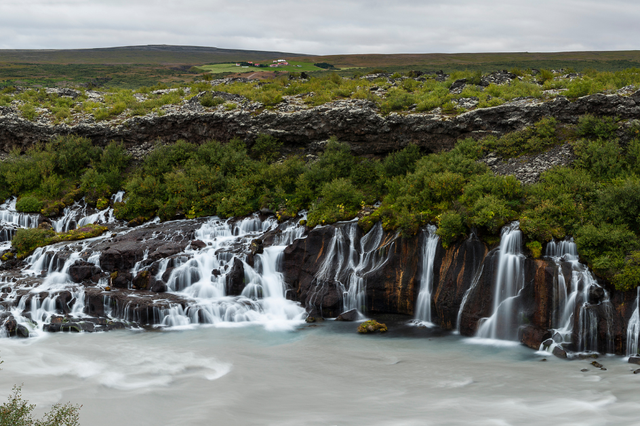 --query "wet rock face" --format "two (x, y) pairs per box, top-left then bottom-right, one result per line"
(226, 257), (245, 296)
(68, 260), (102, 283)
(432, 235), (487, 330)
(96, 221), (200, 272)
(2, 91), (640, 158)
